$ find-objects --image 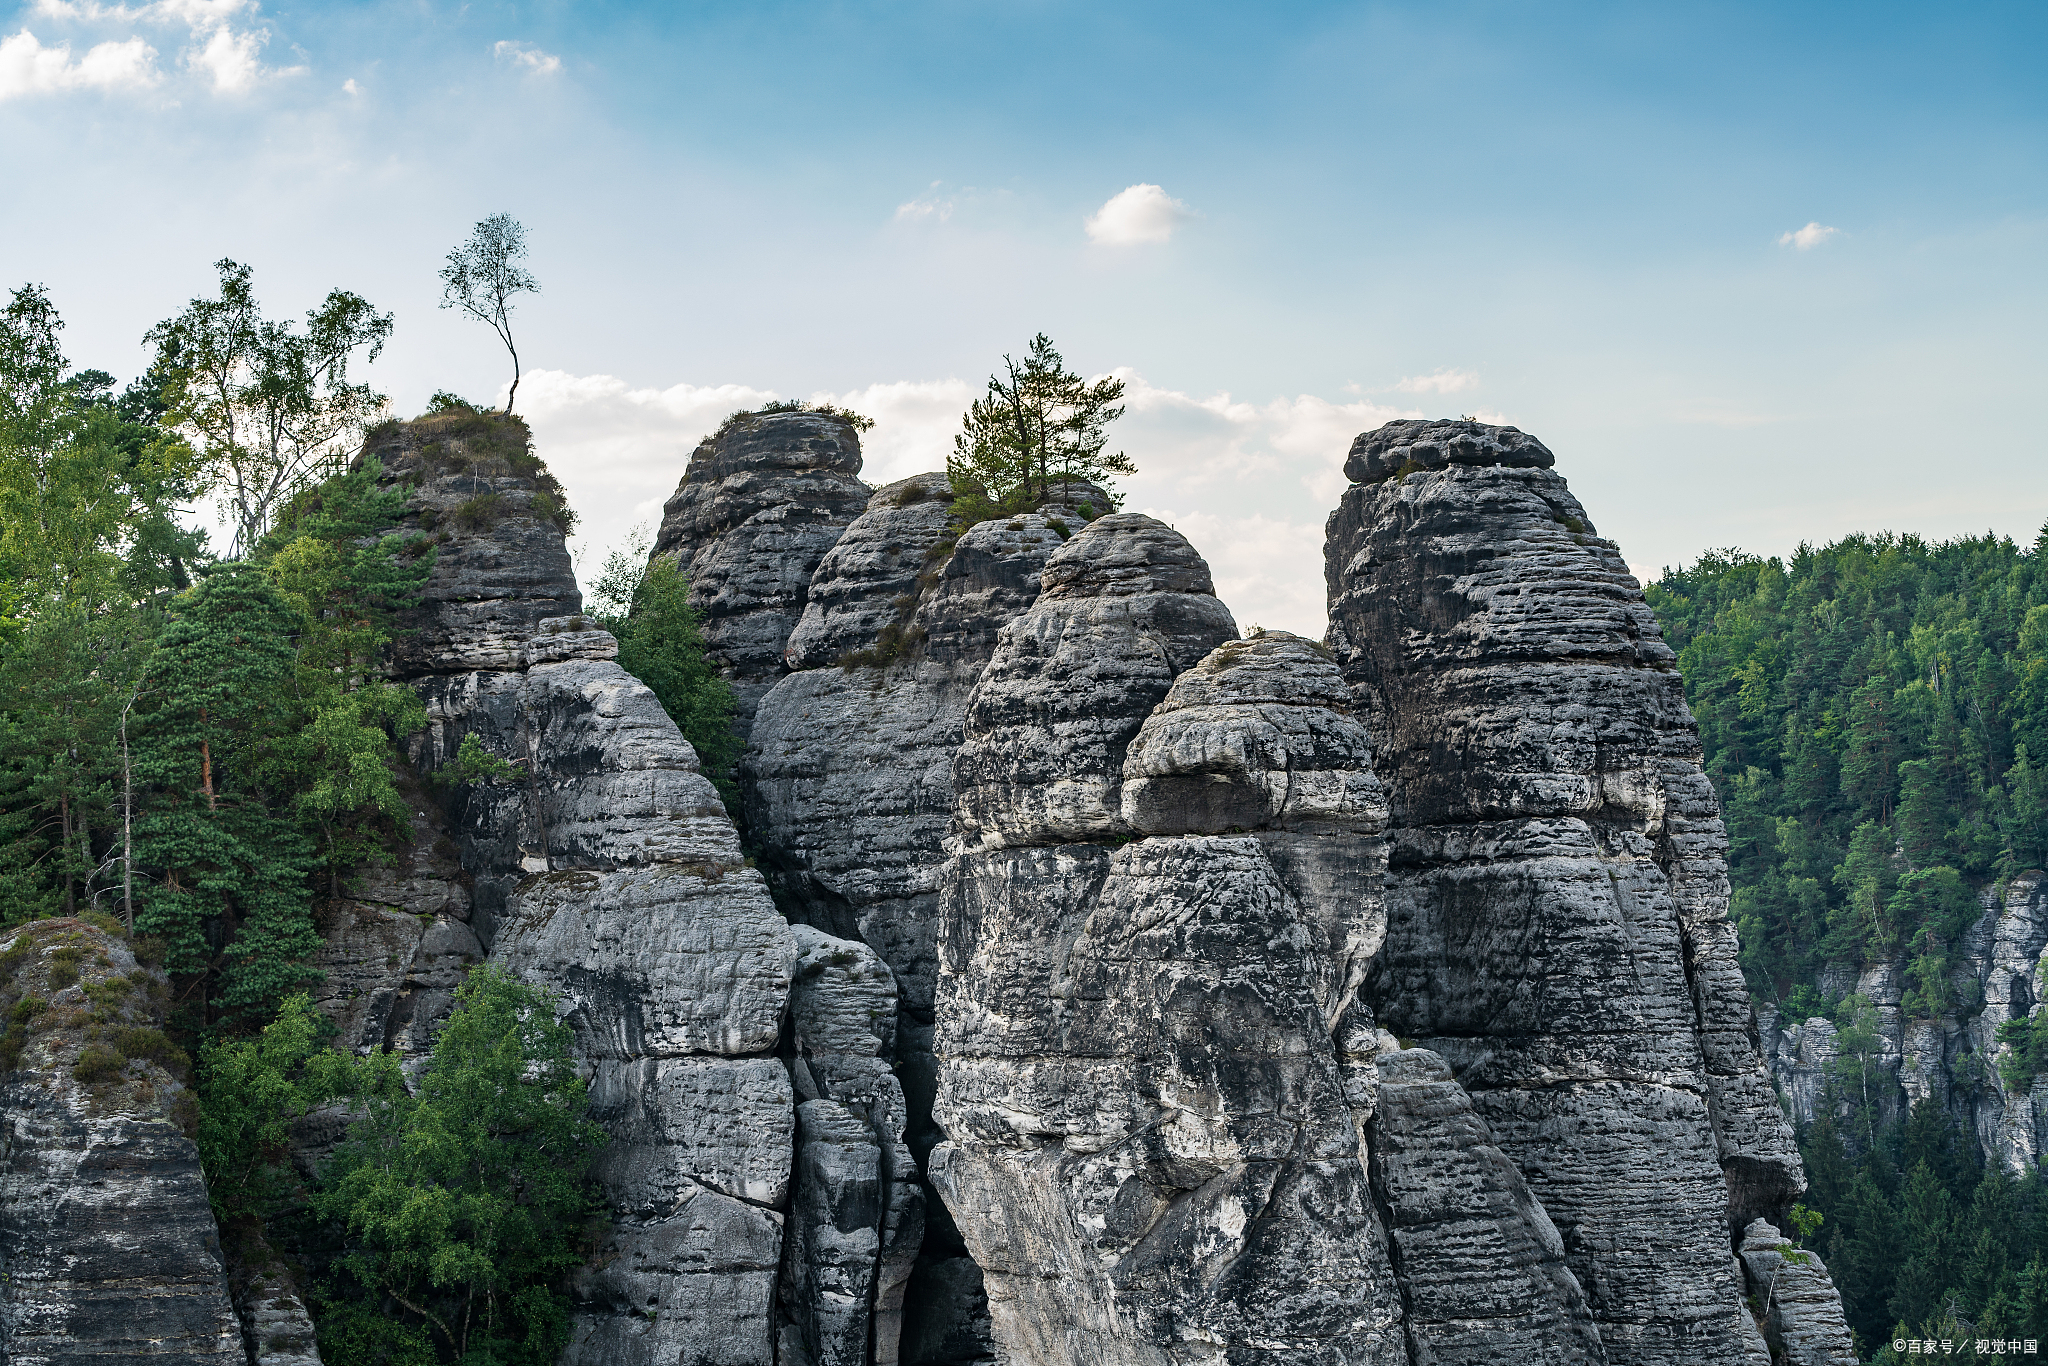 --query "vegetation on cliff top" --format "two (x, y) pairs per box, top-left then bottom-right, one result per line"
(946, 331), (1129, 524)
